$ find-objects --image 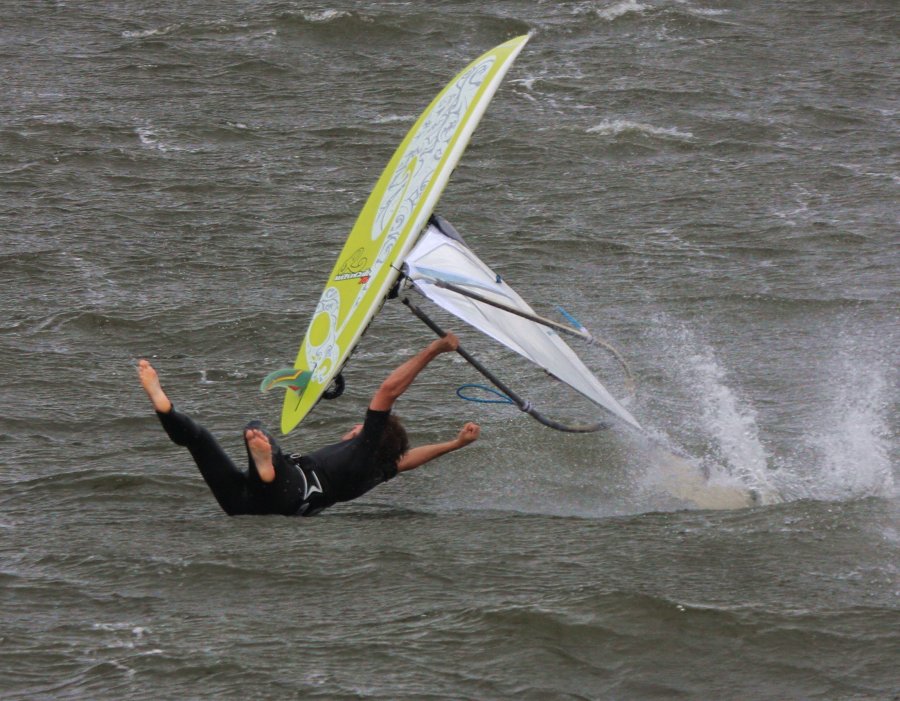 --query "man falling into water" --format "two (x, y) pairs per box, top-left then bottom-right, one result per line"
(138, 334), (480, 516)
